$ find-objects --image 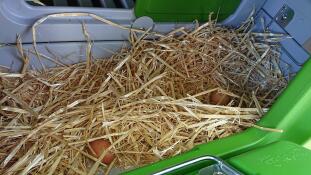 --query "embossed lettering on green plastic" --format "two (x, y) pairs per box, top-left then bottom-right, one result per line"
(228, 141), (311, 175)
(134, 0), (241, 22)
